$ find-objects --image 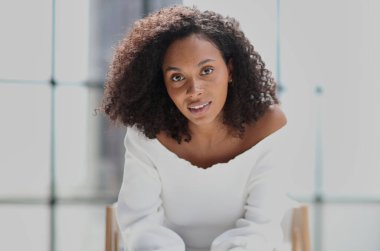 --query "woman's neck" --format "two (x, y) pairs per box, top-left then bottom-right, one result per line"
(187, 121), (237, 150)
